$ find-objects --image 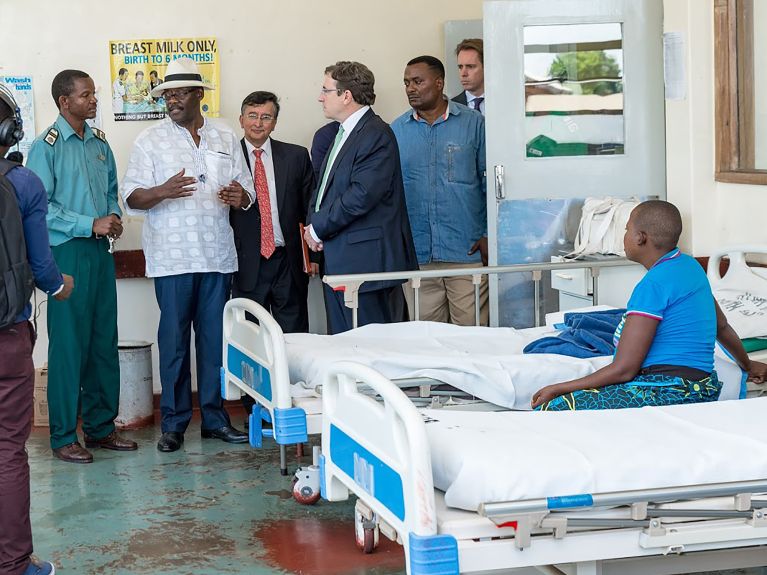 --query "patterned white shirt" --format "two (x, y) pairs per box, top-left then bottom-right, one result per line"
(121, 118), (254, 278)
